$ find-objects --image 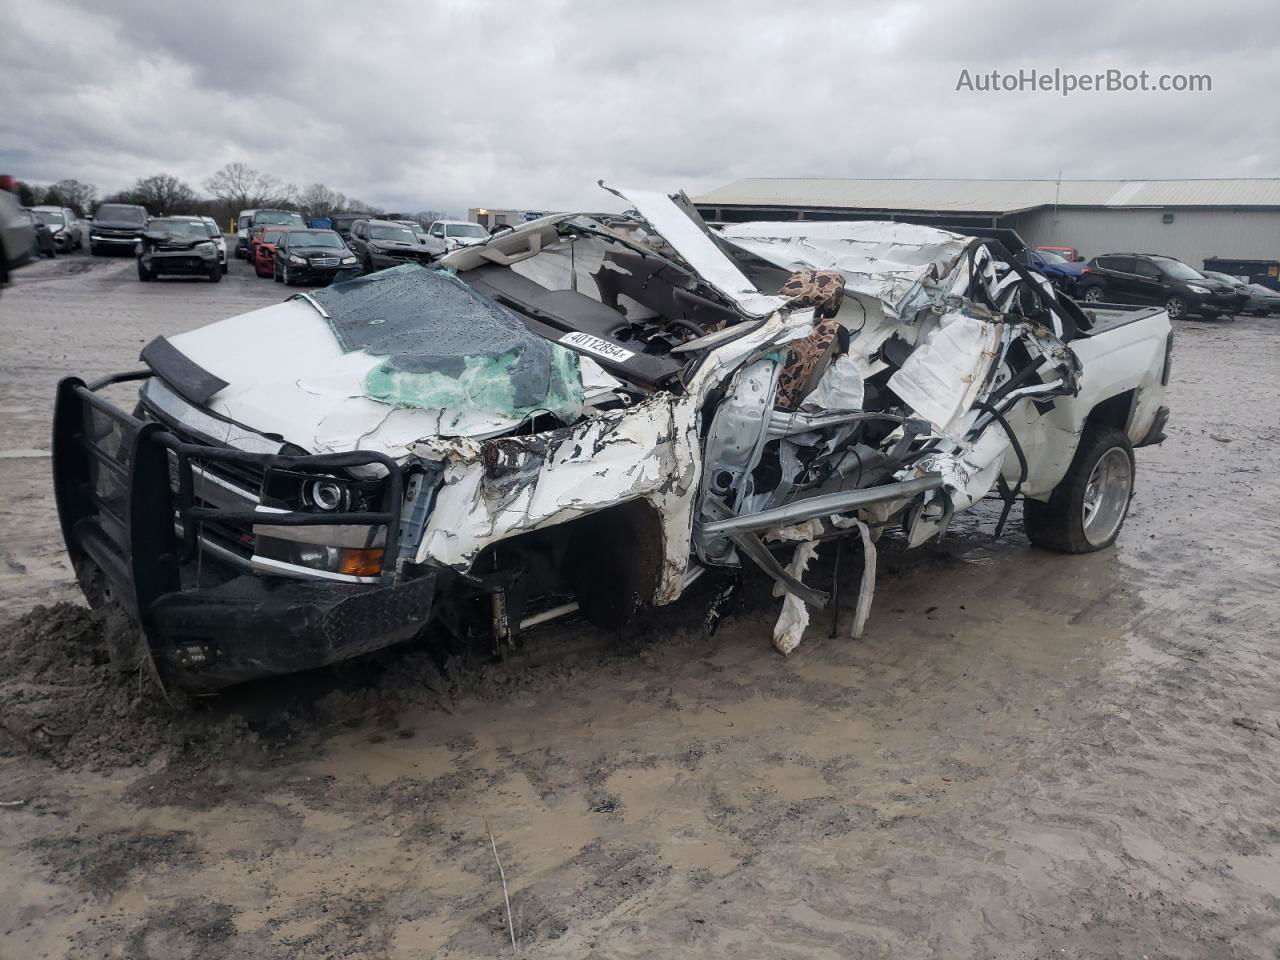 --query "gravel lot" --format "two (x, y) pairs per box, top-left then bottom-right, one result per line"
(1, 249), (1278, 959)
